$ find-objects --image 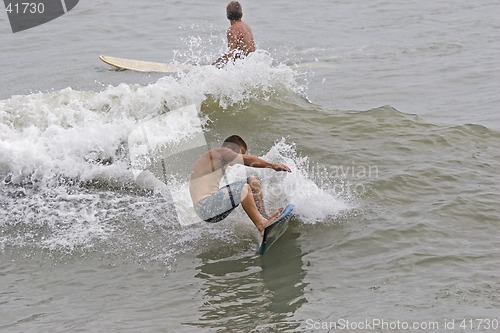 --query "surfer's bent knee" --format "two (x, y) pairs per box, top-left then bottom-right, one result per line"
(241, 183), (251, 199)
